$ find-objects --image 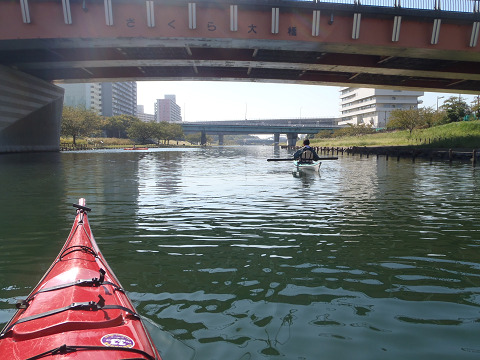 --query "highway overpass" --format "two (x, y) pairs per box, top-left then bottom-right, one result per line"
(182, 118), (341, 145)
